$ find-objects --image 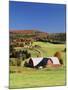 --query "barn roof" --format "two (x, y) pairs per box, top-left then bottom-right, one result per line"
(31, 57), (43, 66)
